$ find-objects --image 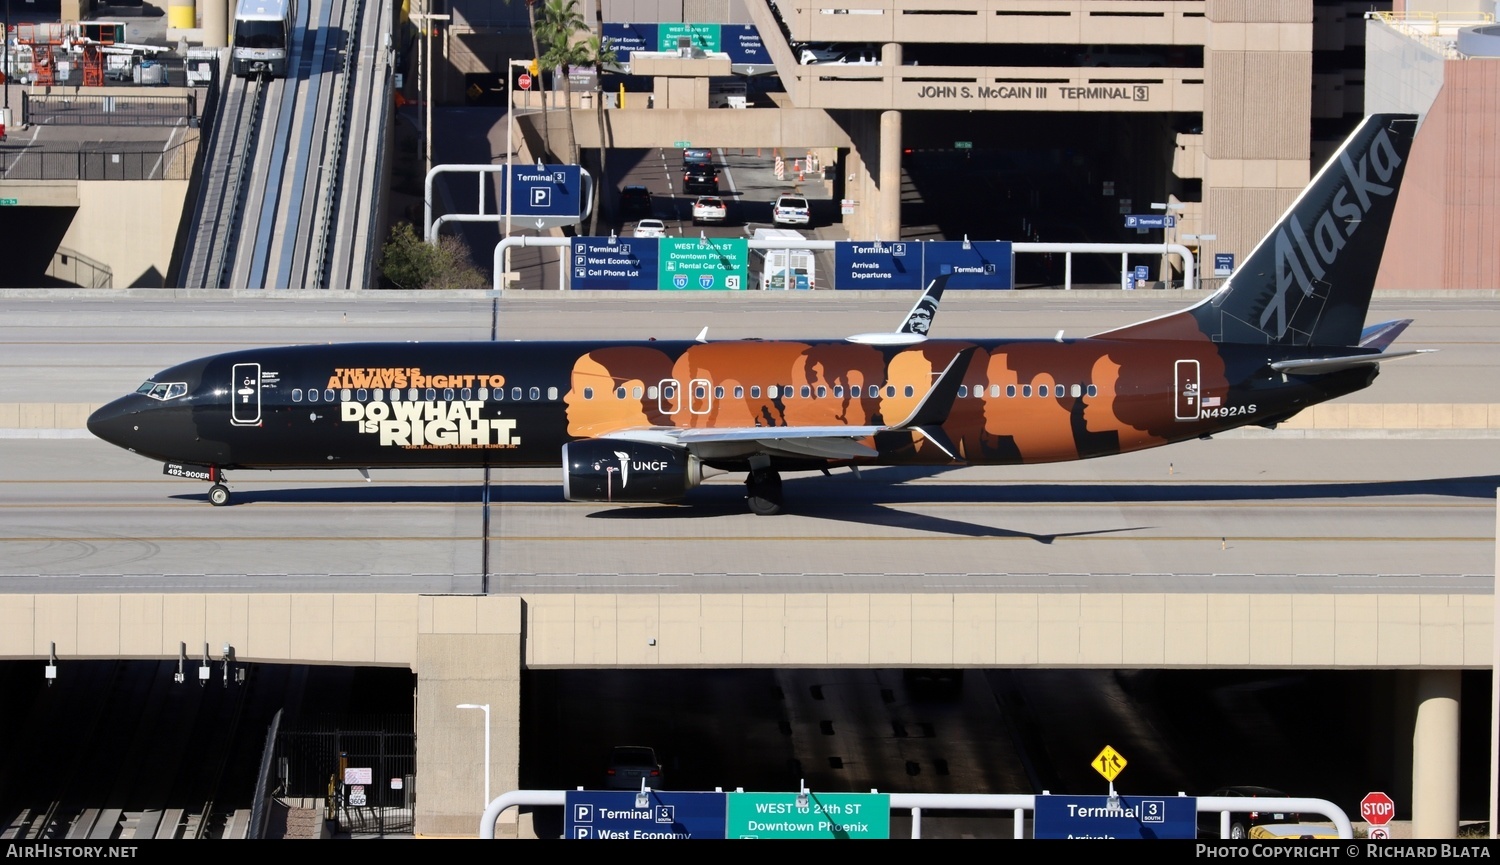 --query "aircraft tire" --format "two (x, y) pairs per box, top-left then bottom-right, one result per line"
(745, 470), (783, 516)
(208, 484), (231, 506)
